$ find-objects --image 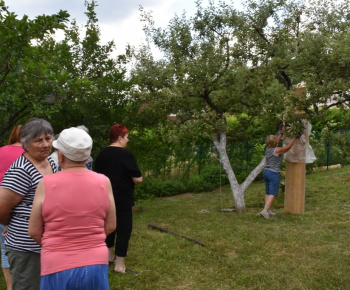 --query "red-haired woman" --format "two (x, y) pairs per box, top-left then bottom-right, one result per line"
(95, 124), (143, 274)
